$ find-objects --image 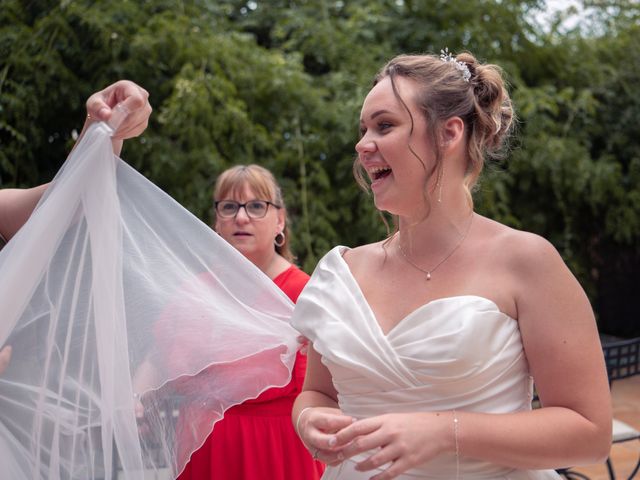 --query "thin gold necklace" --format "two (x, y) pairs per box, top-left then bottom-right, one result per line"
(397, 214), (474, 281)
